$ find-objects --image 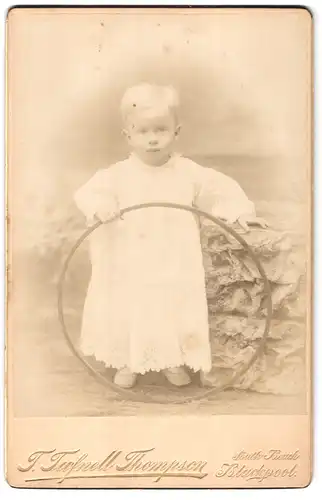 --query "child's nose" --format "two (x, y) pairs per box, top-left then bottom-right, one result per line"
(148, 136), (158, 145)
